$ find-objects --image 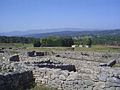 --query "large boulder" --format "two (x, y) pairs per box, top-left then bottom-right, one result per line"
(56, 54), (61, 57)
(81, 52), (89, 56)
(9, 55), (19, 62)
(0, 50), (4, 53)
(36, 52), (44, 56)
(9, 47), (12, 49)
(27, 51), (35, 57)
